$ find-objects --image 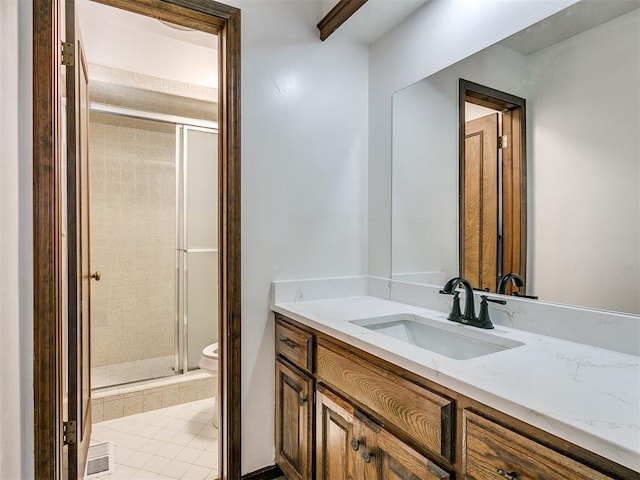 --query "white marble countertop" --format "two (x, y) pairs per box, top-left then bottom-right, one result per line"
(273, 295), (640, 472)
